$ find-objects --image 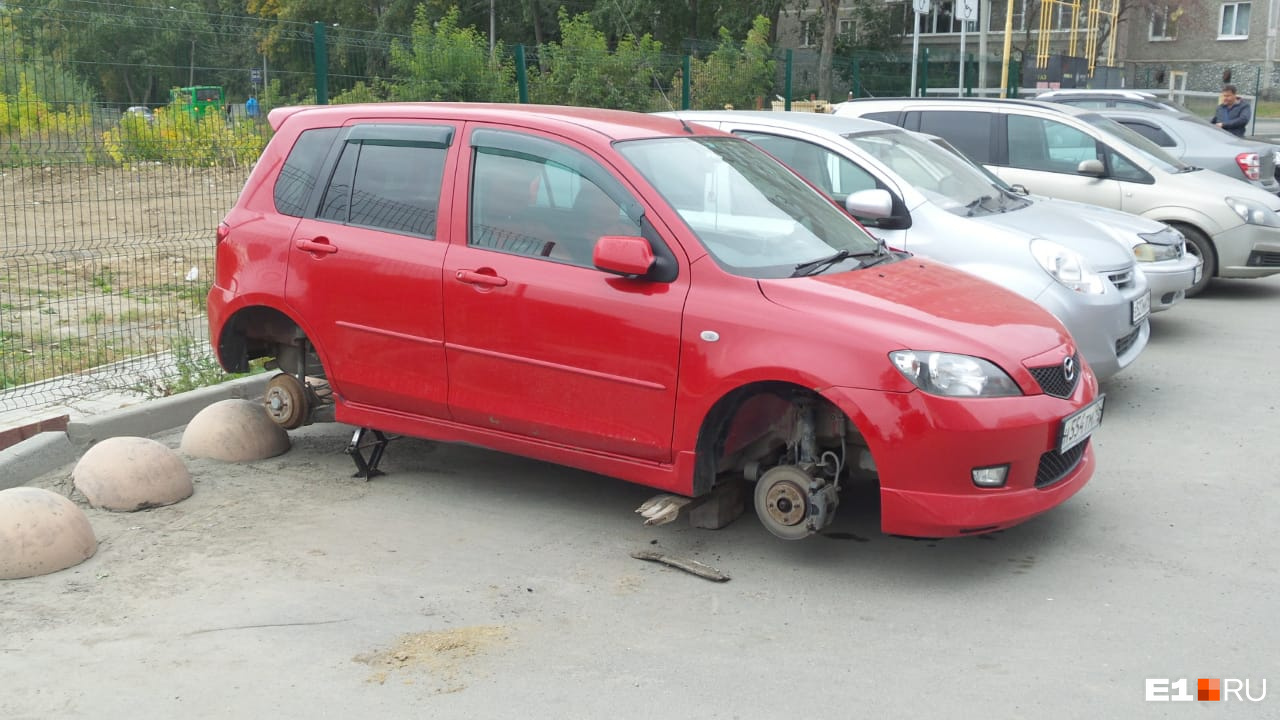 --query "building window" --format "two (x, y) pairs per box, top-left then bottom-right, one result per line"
(987, 0), (1026, 33)
(1150, 6), (1178, 40)
(1219, 2), (1250, 38)
(801, 19), (815, 47)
